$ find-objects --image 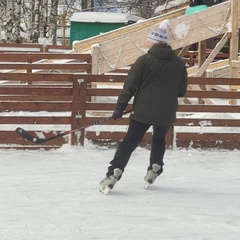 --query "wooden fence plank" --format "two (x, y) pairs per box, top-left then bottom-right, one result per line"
(0, 117), (71, 124)
(0, 131), (69, 146)
(86, 131), (153, 147)
(0, 102), (72, 112)
(0, 53), (91, 62)
(188, 77), (240, 85)
(0, 96), (72, 101)
(0, 63), (91, 71)
(178, 105), (240, 113)
(0, 73), (75, 82)
(0, 86), (72, 95)
(185, 90), (240, 99)
(175, 118), (240, 127)
(176, 133), (240, 150)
